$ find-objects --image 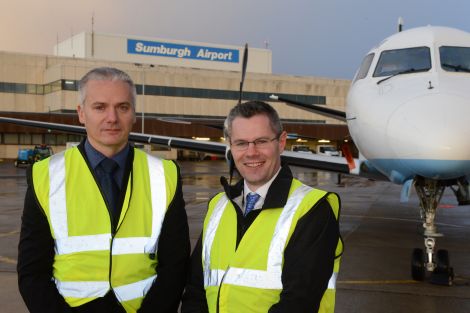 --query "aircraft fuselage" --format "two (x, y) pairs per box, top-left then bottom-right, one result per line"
(347, 26), (470, 184)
